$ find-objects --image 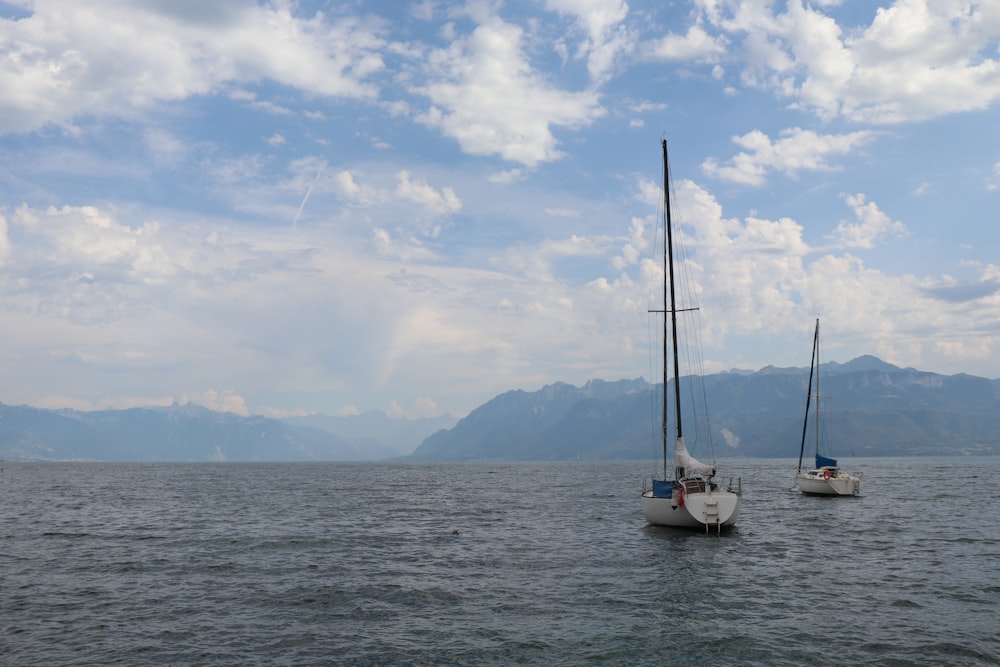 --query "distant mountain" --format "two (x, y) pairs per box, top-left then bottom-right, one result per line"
(824, 354), (906, 374)
(0, 403), (394, 462)
(411, 379), (652, 461)
(408, 358), (1000, 460)
(3, 357), (998, 462)
(282, 411), (457, 458)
